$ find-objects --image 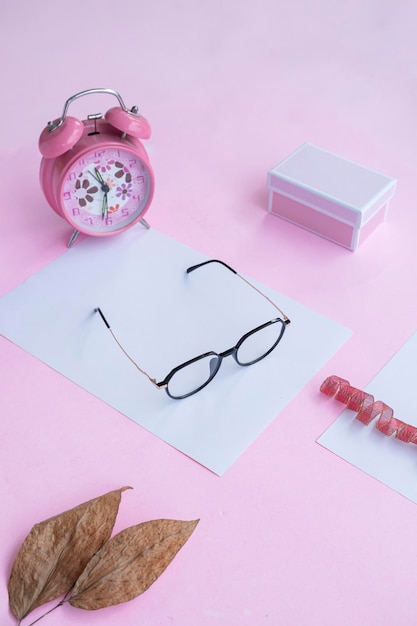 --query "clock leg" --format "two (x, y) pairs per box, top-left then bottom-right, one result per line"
(67, 229), (80, 247)
(140, 218), (150, 230)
